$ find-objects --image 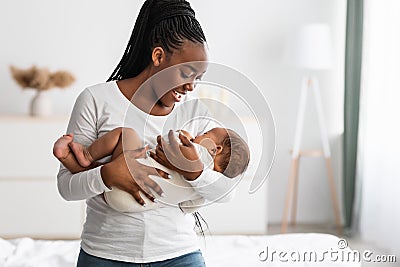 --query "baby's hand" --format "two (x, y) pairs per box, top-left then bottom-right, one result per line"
(178, 130), (194, 142)
(151, 130), (203, 181)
